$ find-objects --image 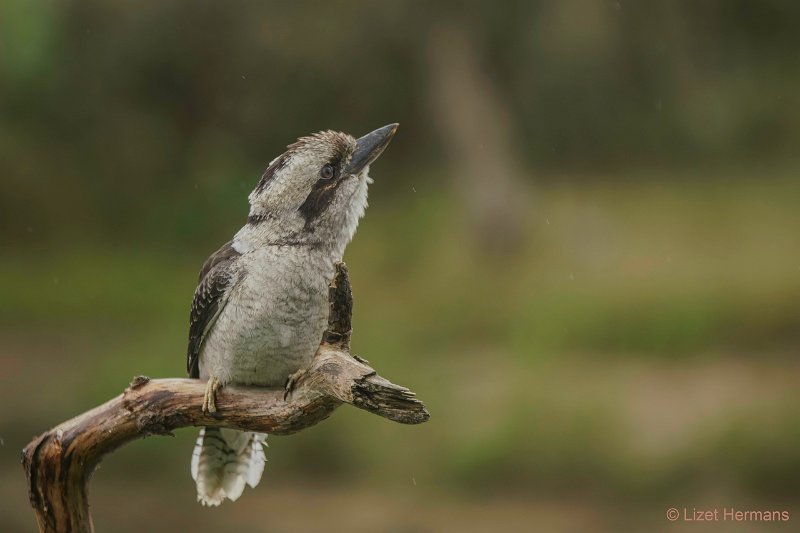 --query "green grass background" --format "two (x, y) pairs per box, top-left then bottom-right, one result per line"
(2, 171), (799, 532)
